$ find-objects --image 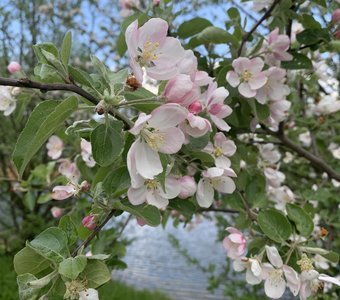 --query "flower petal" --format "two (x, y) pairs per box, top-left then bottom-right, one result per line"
(196, 178), (214, 208)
